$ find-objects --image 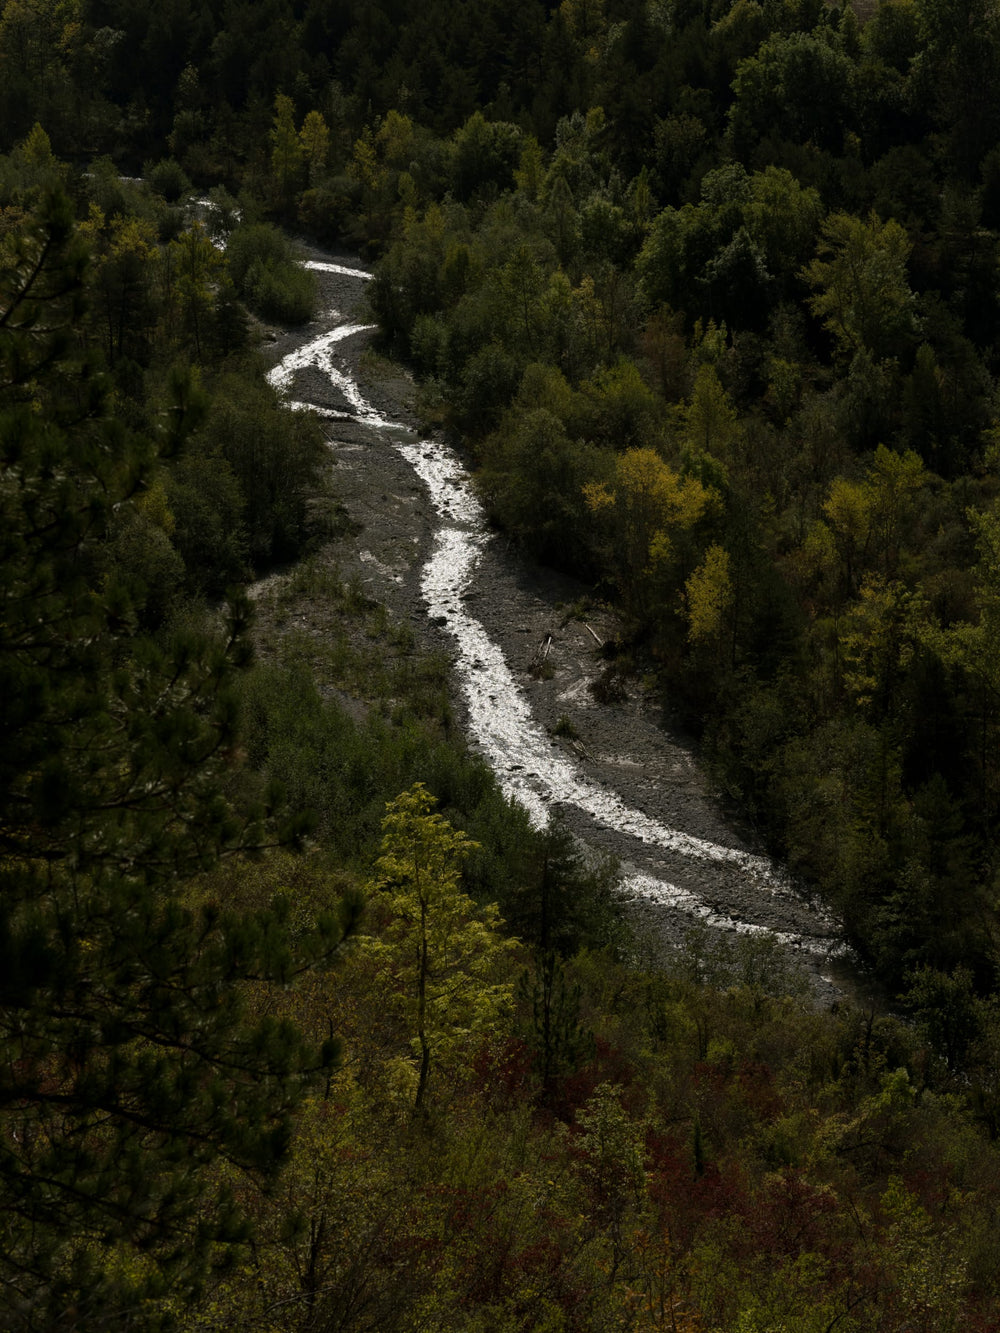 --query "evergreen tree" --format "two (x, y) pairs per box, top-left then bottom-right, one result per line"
(0, 190), (359, 1329)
